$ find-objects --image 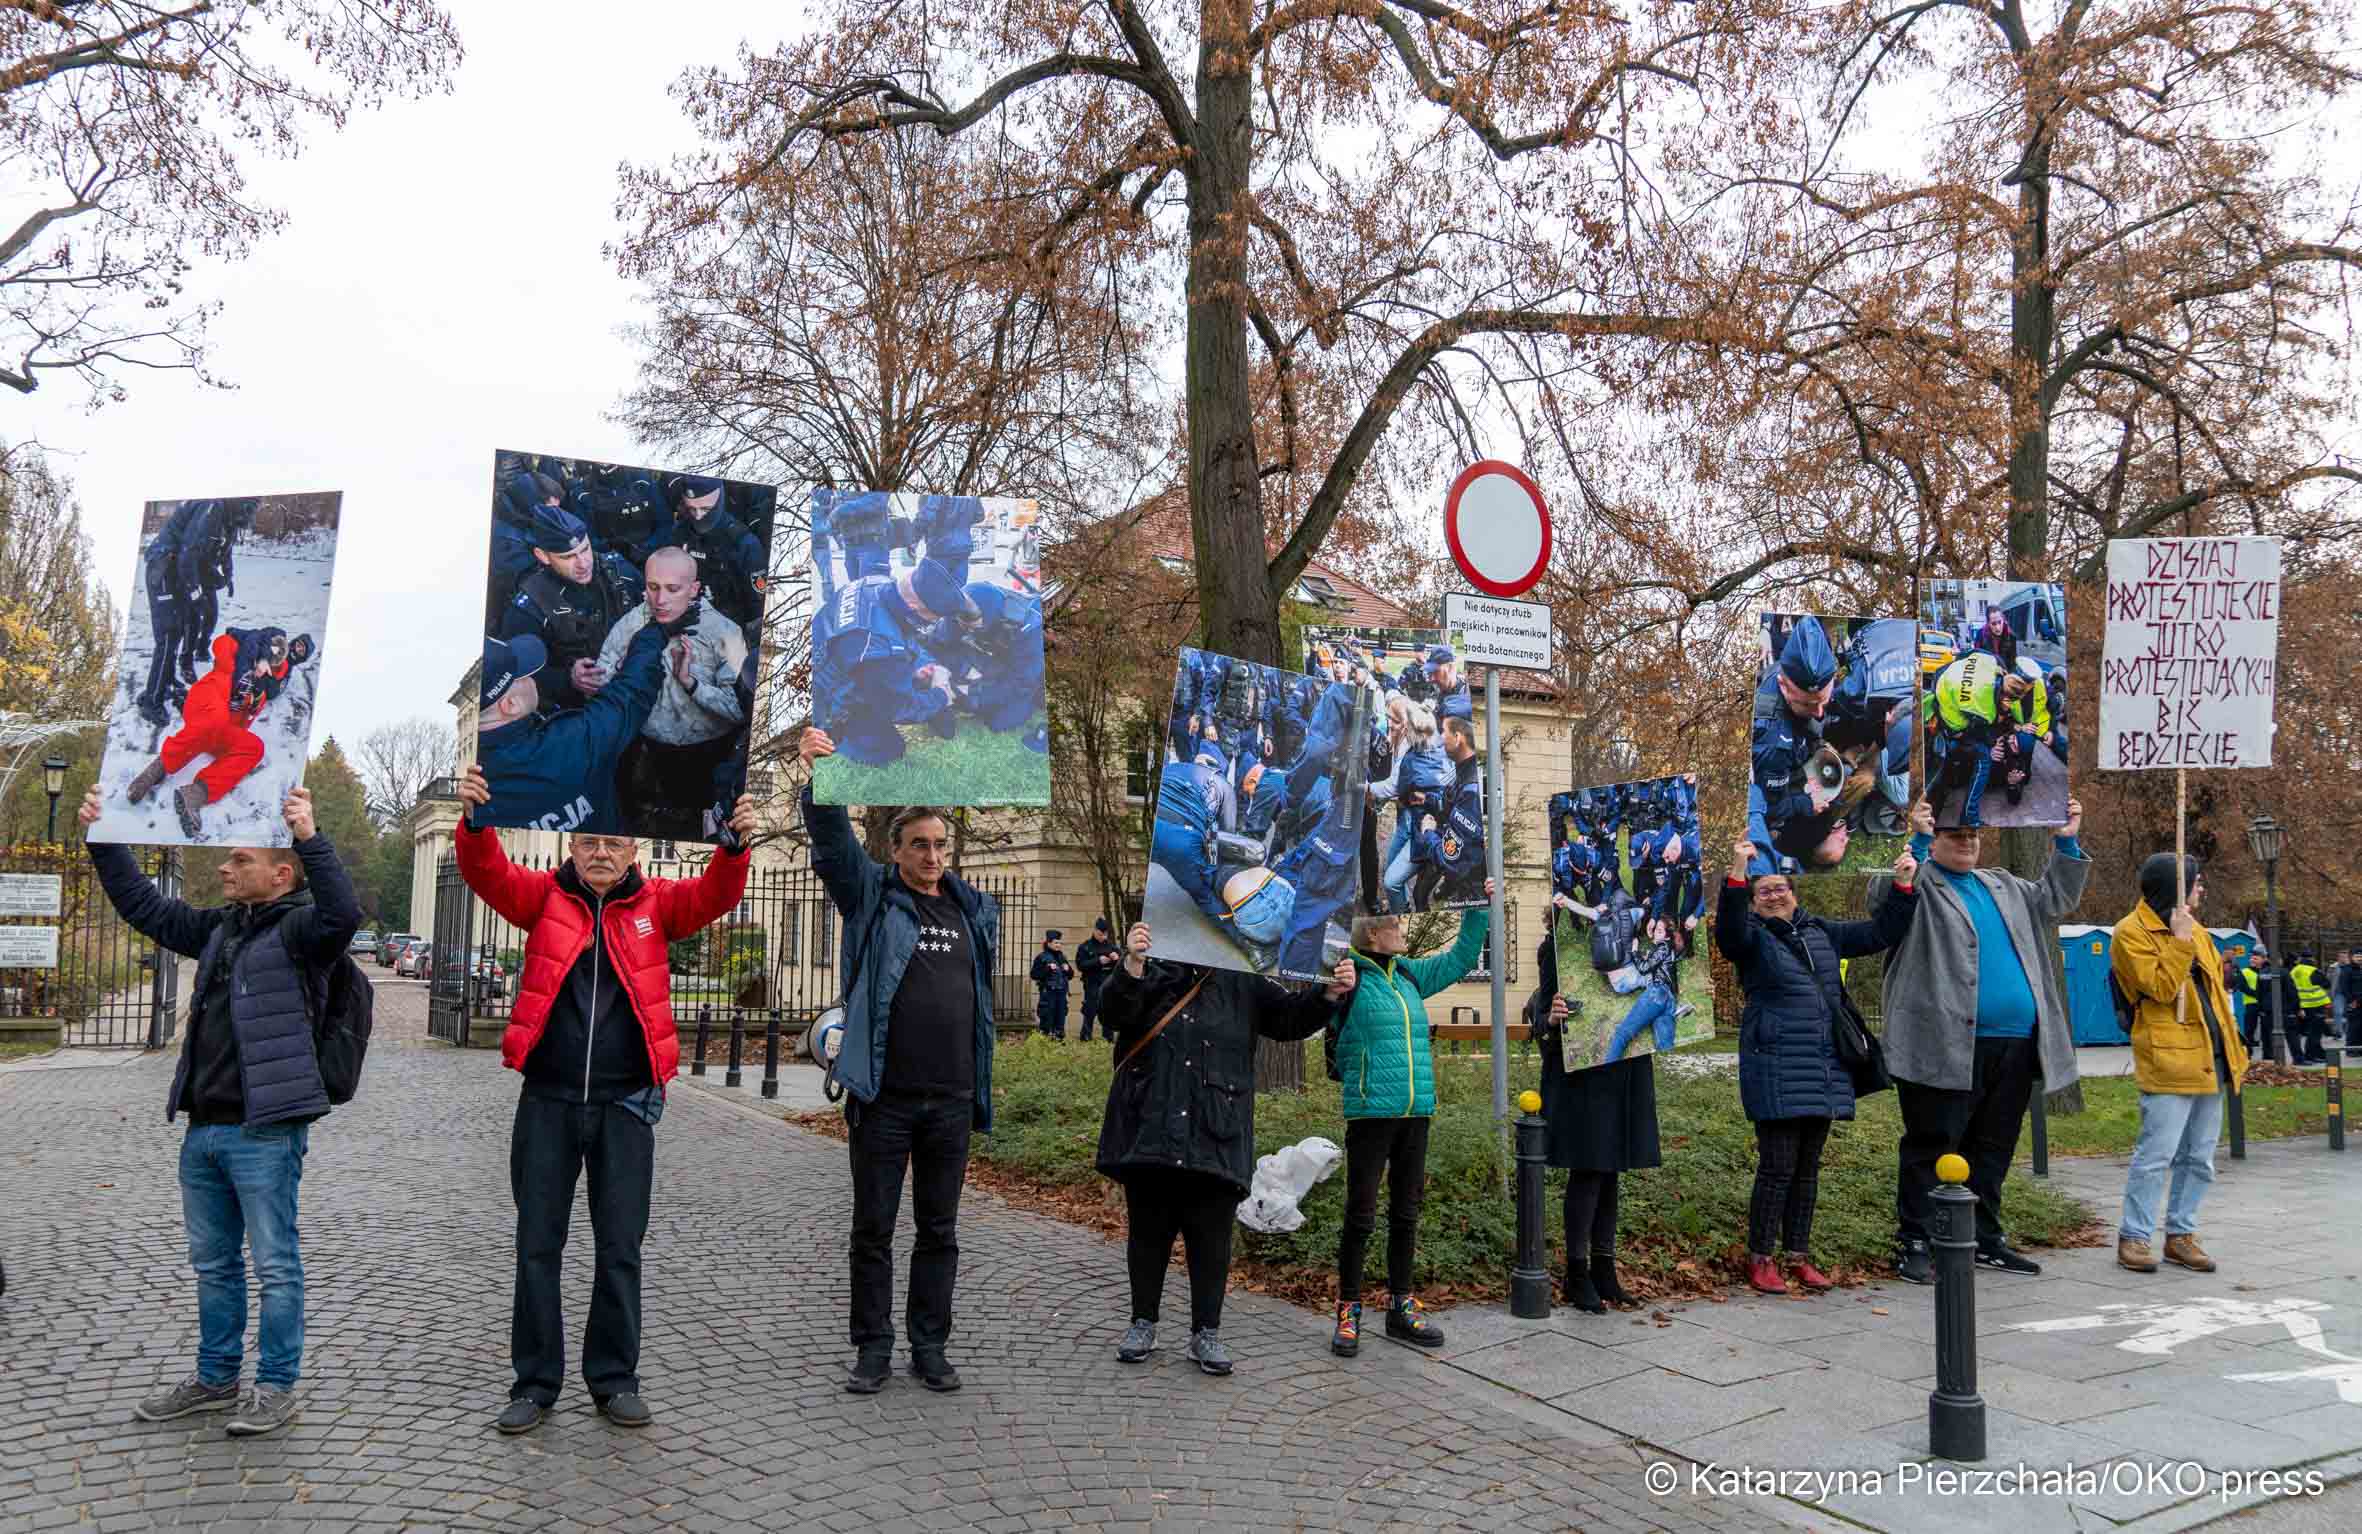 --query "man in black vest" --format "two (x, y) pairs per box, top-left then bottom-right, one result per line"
(80, 783), (360, 1439)
(1074, 918), (1121, 1042)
